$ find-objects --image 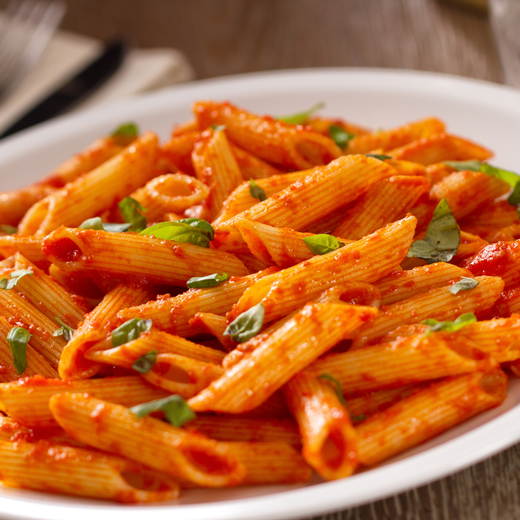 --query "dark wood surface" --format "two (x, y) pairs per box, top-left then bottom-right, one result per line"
(0, 1), (516, 519)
